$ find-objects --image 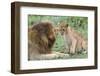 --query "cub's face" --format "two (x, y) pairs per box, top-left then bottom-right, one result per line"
(53, 25), (68, 36)
(60, 25), (67, 35)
